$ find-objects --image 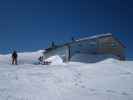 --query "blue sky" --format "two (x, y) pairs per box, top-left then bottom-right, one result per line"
(0, 0), (132, 58)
